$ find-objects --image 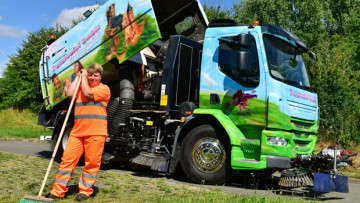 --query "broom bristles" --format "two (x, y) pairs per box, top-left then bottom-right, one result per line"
(131, 152), (170, 172)
(20, 195), (55, 202)
(131, 152), (157, 167)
